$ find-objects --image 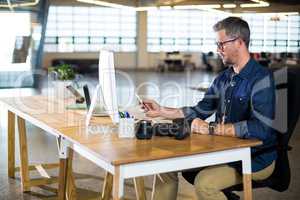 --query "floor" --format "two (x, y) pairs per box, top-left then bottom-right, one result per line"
(0, 70), (299, 200)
